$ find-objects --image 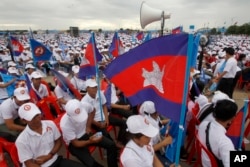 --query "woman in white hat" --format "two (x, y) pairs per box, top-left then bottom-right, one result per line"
(120, 115), (164, 167)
